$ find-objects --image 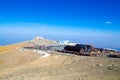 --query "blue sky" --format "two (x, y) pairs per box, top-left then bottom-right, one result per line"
(0, 0), (120, 48)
